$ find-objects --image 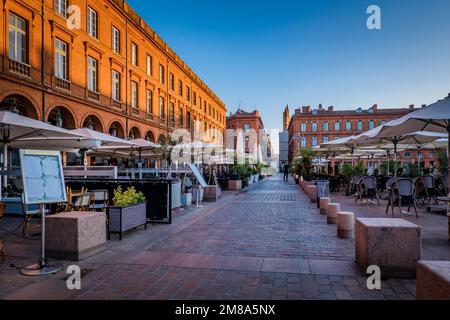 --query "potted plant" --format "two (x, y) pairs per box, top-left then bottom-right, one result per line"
(236, 164), (250, 188)
(107, 186), (147, 240)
